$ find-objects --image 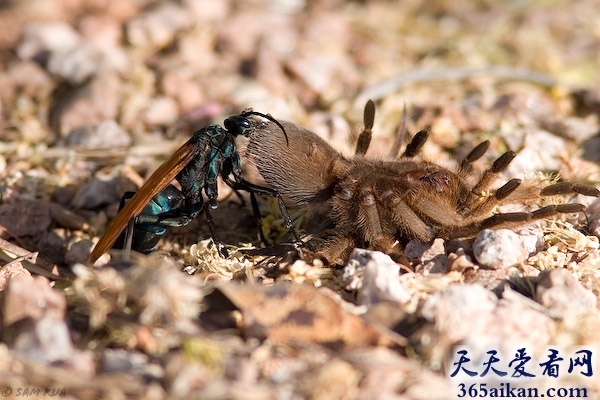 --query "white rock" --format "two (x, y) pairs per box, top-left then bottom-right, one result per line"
(143, 97), (180, 126)
(417, 238), (447, 274)
(421, 284), (498, 342)
(48, 44), (128, 84)
(126, 3), (194, 49)
(343, 248), (411, 307)
(17, 22), (81, 61)
(473, 229), (529, 269)
(536, 268), (597, 318)
(59, 120), (131, 149)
